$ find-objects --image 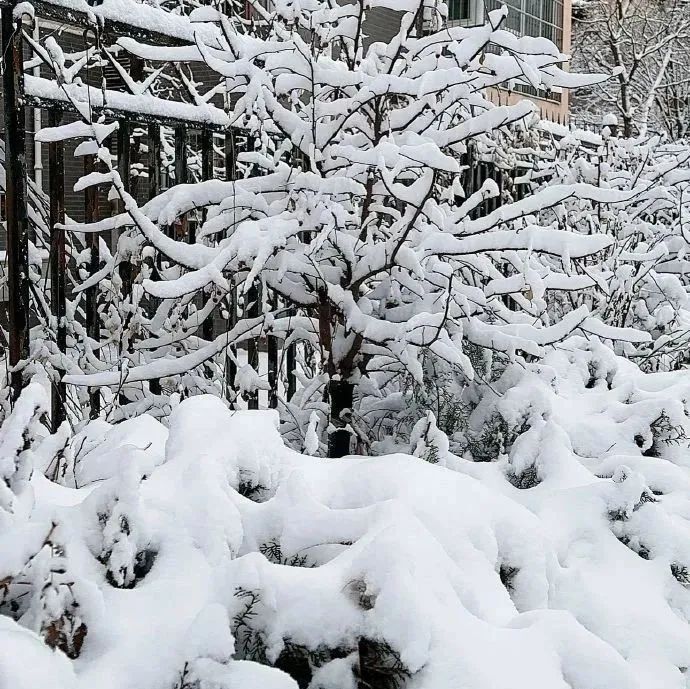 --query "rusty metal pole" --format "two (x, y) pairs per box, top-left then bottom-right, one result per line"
(245, 284), (260, 410)
(48, 107), (66, 430)
(175, 125), (188, 186)
(2, 7), (30, 403)
(115, 120), (132, 406)
(174, 124), (188, 243)
(117, 120), (132, 300)
(286, 337), (296, 402)
(224, 129), (238, 402)
(267, 293), (278, 409)
(201, 127), (214, 345)
(201, 128), (213, 207)
(148, 122), (162, 396)
(148, 124), (161, 202)
(84, 154), (100, 418)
